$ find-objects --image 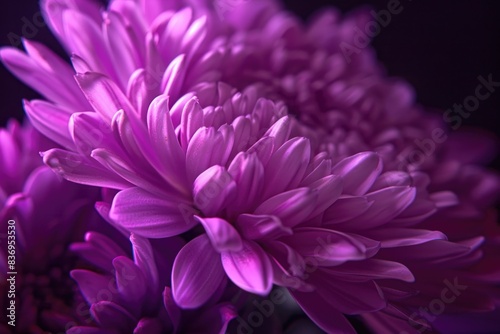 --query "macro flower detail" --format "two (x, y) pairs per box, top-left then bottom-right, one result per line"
(0, 120), (100, 333)
(0, 0), (499, 333)
(68, 231), (237, 333)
